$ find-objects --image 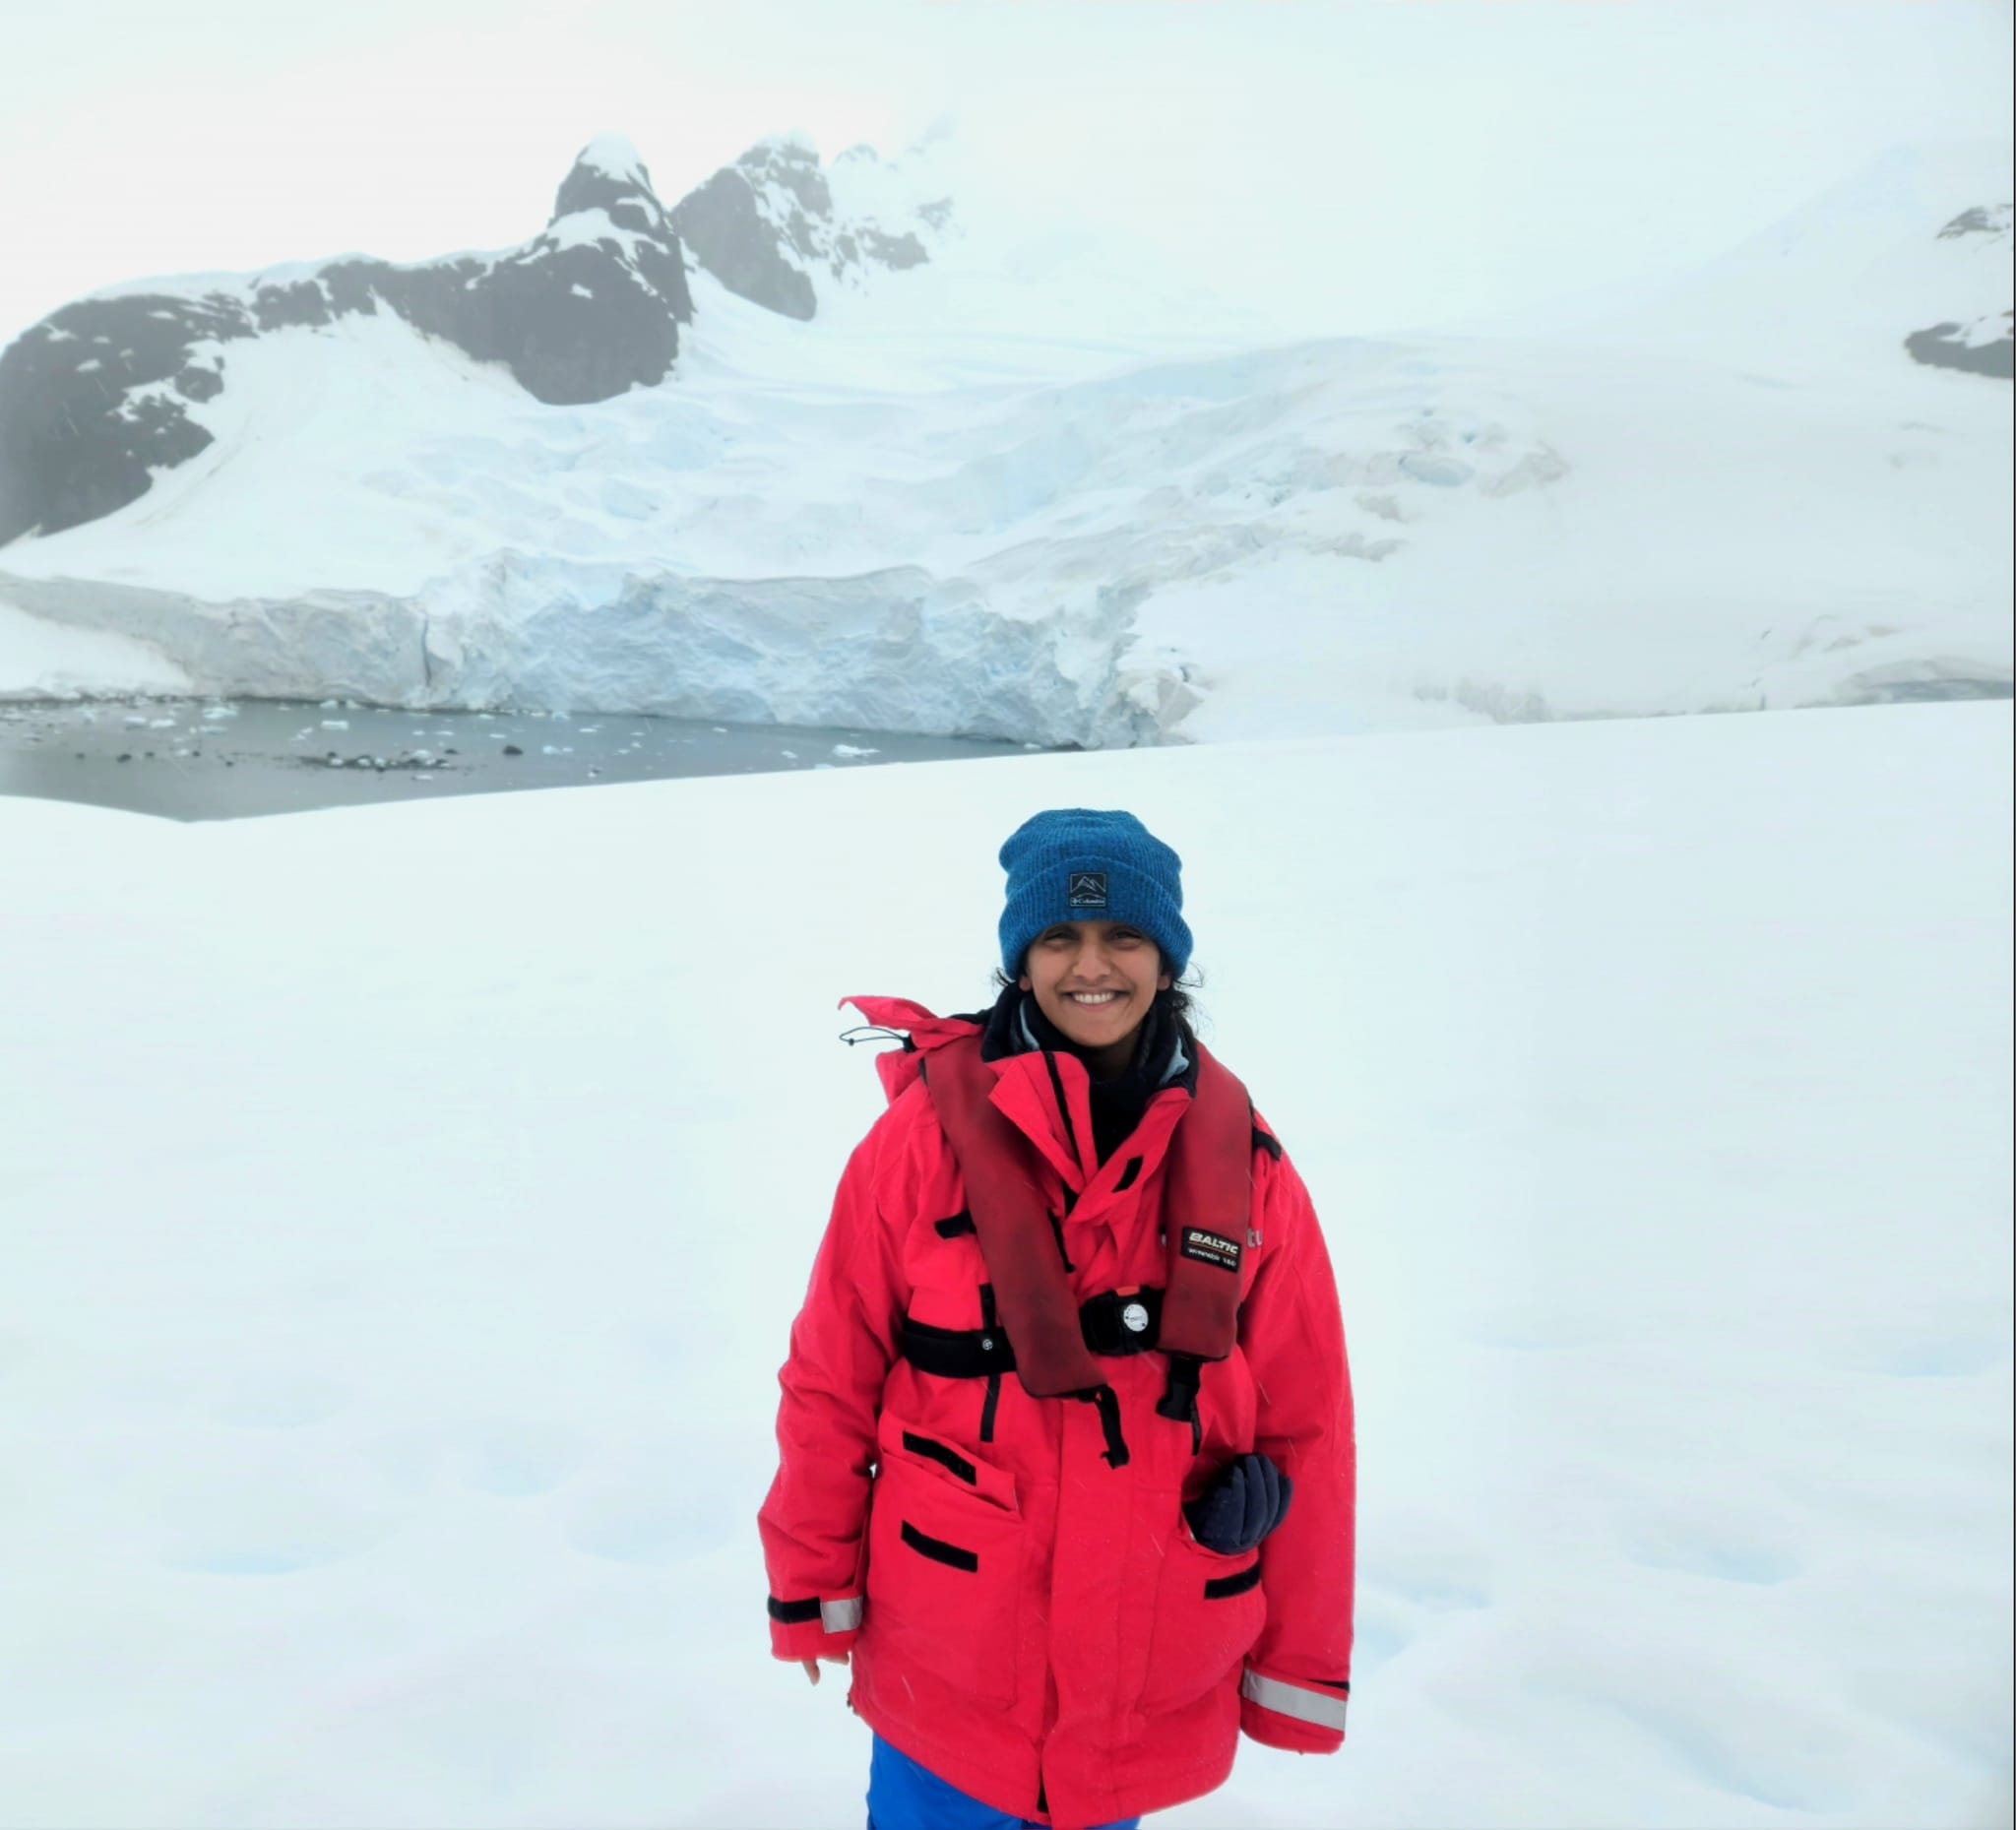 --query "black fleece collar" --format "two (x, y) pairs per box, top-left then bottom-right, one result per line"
(973, 983), (1198, 1166)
